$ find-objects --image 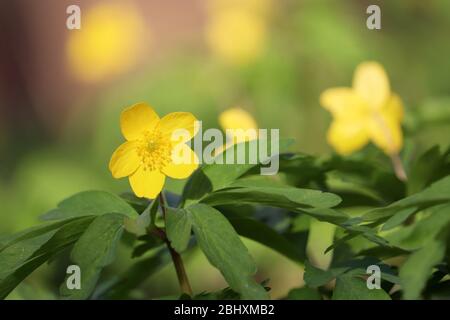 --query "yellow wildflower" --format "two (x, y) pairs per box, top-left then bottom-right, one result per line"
(219, 107), (258, 143)
(109, 103), (198, 199)
(320, 62), (404, 156)
(215, 108), (258, 156)
(205, 8), (268, 65)
(66, 3), (146, 83)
